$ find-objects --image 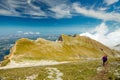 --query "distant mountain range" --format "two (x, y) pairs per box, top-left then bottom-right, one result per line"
(1, 34), (118, 66)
